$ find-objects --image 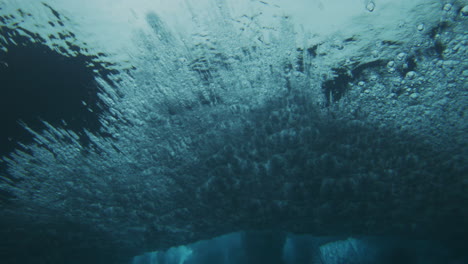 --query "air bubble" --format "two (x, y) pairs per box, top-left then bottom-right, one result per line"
(366, 1), (375, 12)
(443, 3), (452, 11)
(461, 6), (468, 16)
(397, 52), (407, 61)
(417, 24), (424, 31)
(405, 71), (416, 80)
